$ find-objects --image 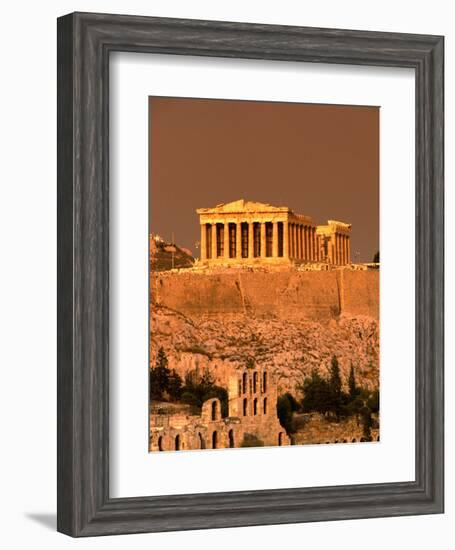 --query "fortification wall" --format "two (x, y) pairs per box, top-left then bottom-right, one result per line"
(151, 268), (379, 321)
(292, 413), (380, 445)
